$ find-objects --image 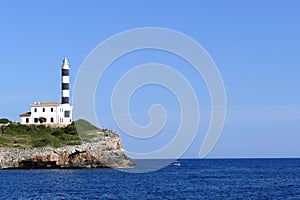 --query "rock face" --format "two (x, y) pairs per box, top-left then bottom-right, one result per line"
(0, 131), (135, 169)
